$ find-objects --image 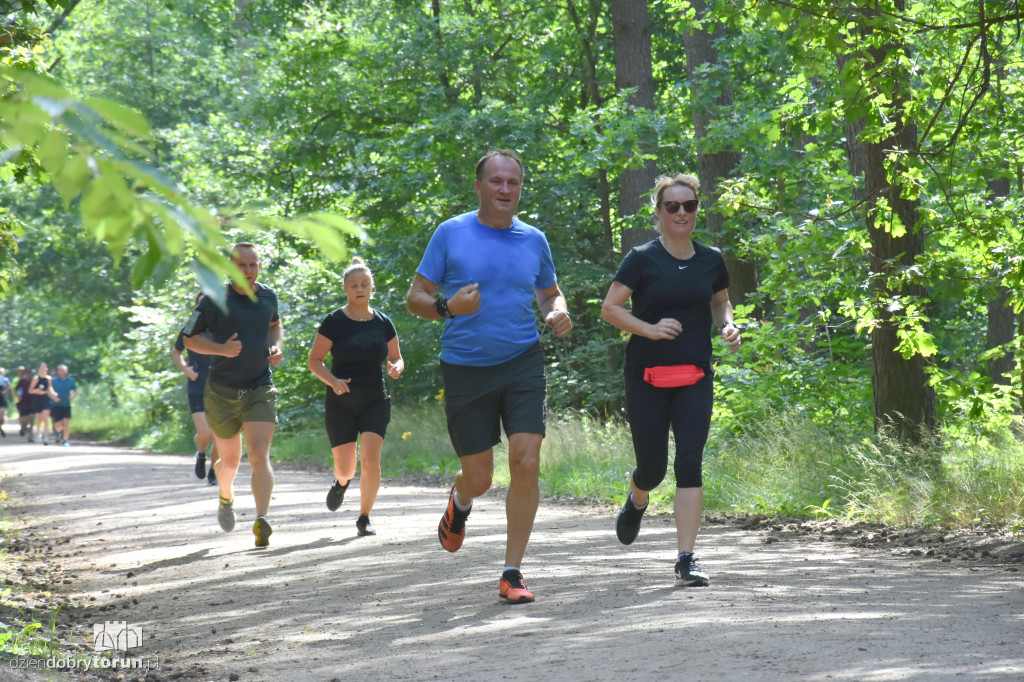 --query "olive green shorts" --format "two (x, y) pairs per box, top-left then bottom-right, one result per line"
(204, 379), (278, 439)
